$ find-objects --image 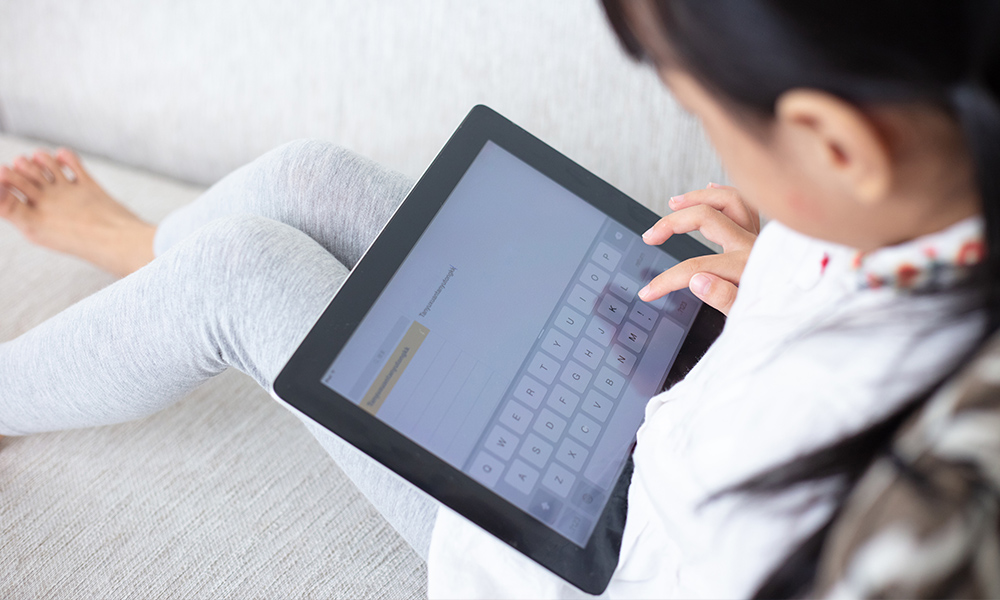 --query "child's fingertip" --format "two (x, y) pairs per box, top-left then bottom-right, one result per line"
(690, 273), (712, 296)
